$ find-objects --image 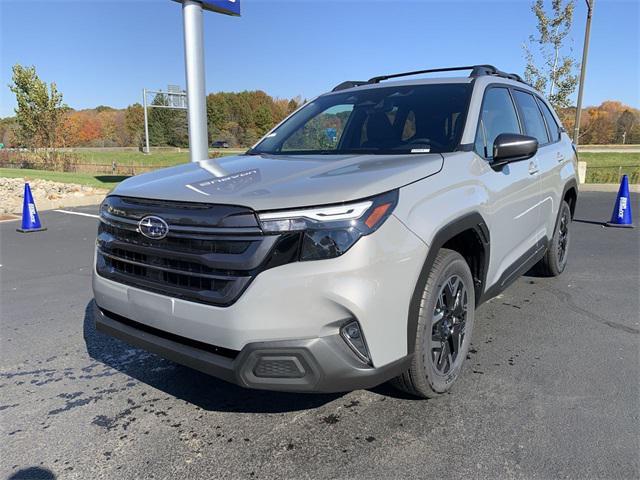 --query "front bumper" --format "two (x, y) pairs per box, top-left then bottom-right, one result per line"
(95, 305), (412, 393)
(93, 214), (429, 367)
